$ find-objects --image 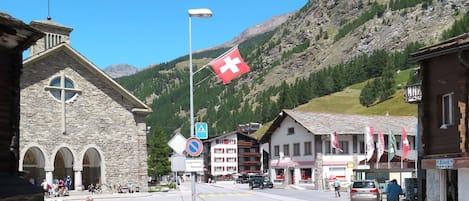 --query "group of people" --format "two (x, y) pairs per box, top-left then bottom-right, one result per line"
(87, 183), (103, 193)
(40, 176), (72, 198)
